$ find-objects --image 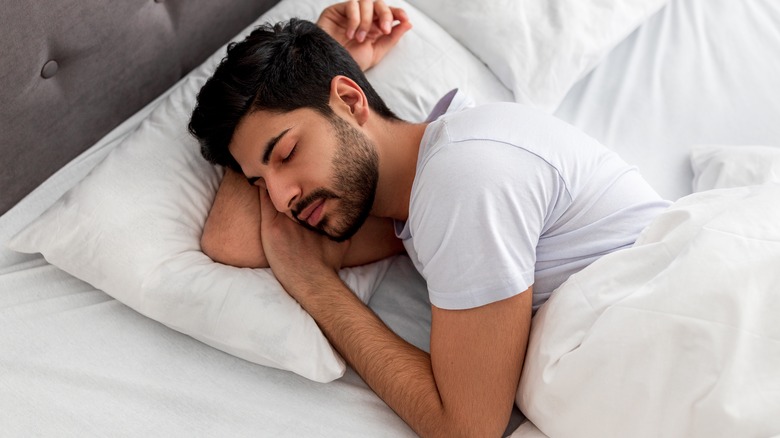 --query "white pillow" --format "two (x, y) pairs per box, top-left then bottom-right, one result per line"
(691, 144), (780, 192)
(8, 0), (510, 382)
(405, 0), (668, 112)
(364, 1), (514, 118)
